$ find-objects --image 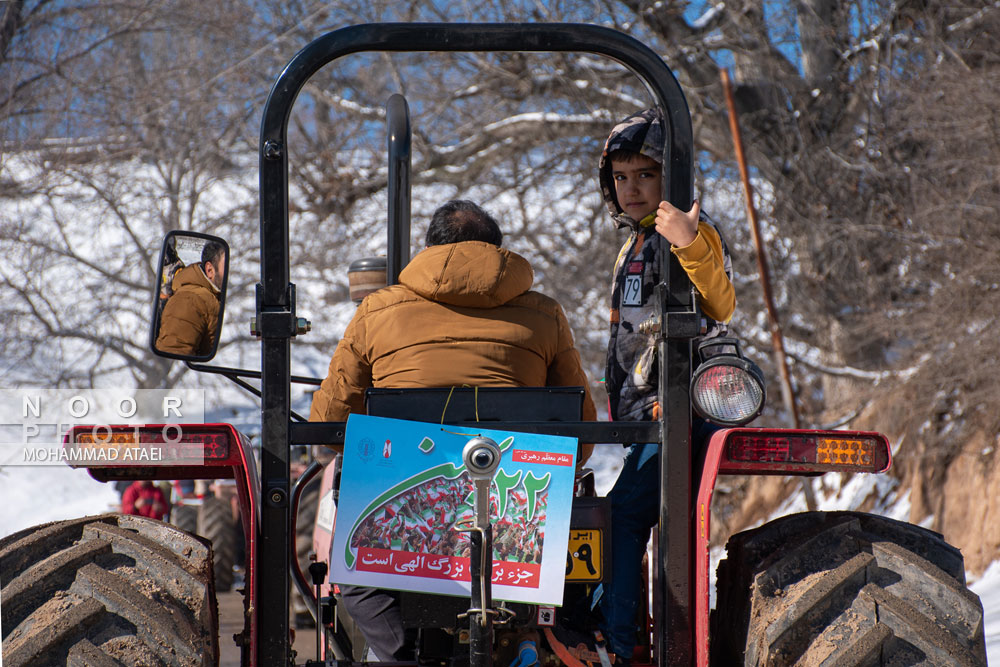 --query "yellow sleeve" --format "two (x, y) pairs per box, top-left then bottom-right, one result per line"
(670, 221), (735, 323)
